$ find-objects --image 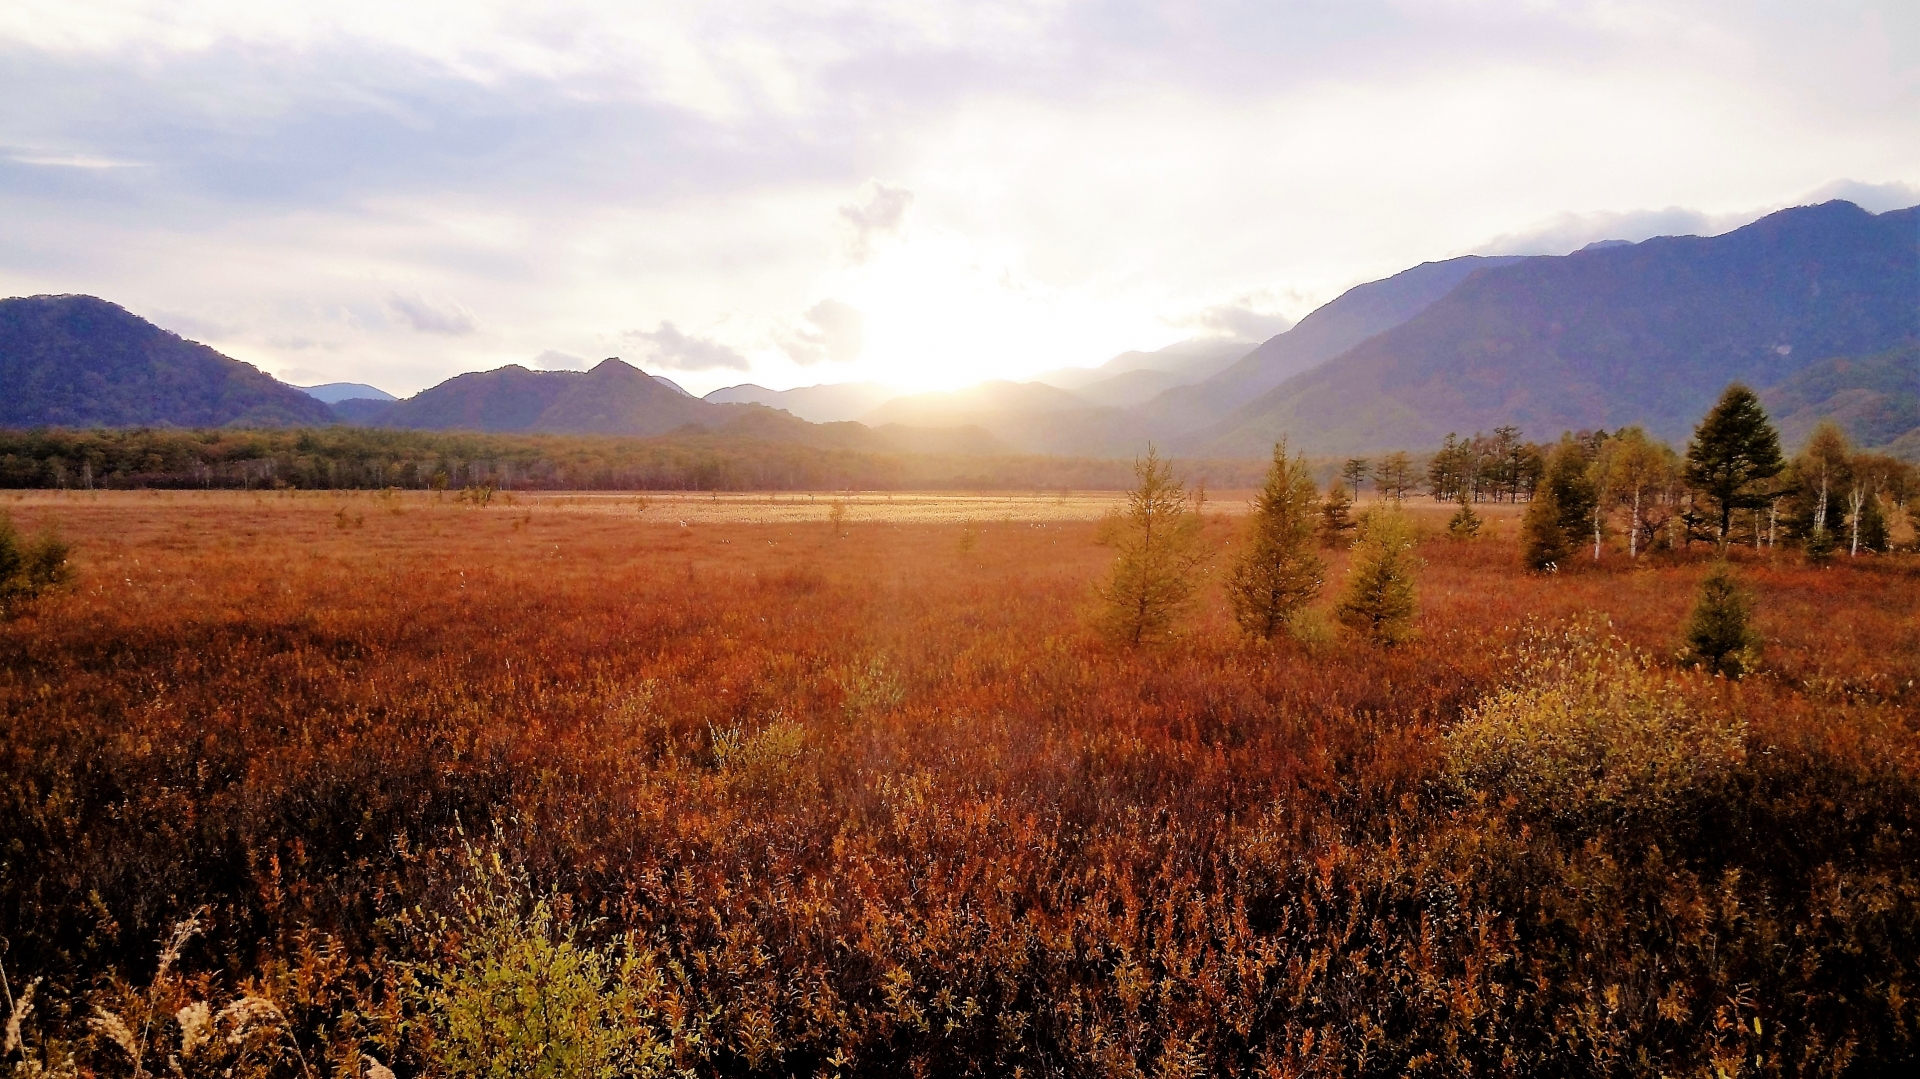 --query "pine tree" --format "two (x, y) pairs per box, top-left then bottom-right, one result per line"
(1318, 479), (1356, 549)
(1684, 384), (1786, 549)
(1094, 446), (1208, 646)
(1226, 441), (1325, 639)
(1543, 439), (1597, 551)
(1446, 494), (1482, 540)
(1520, 483), (1570, 571)
(1683, 563), (1760, 677)
(1334, 508), (1418, 645)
